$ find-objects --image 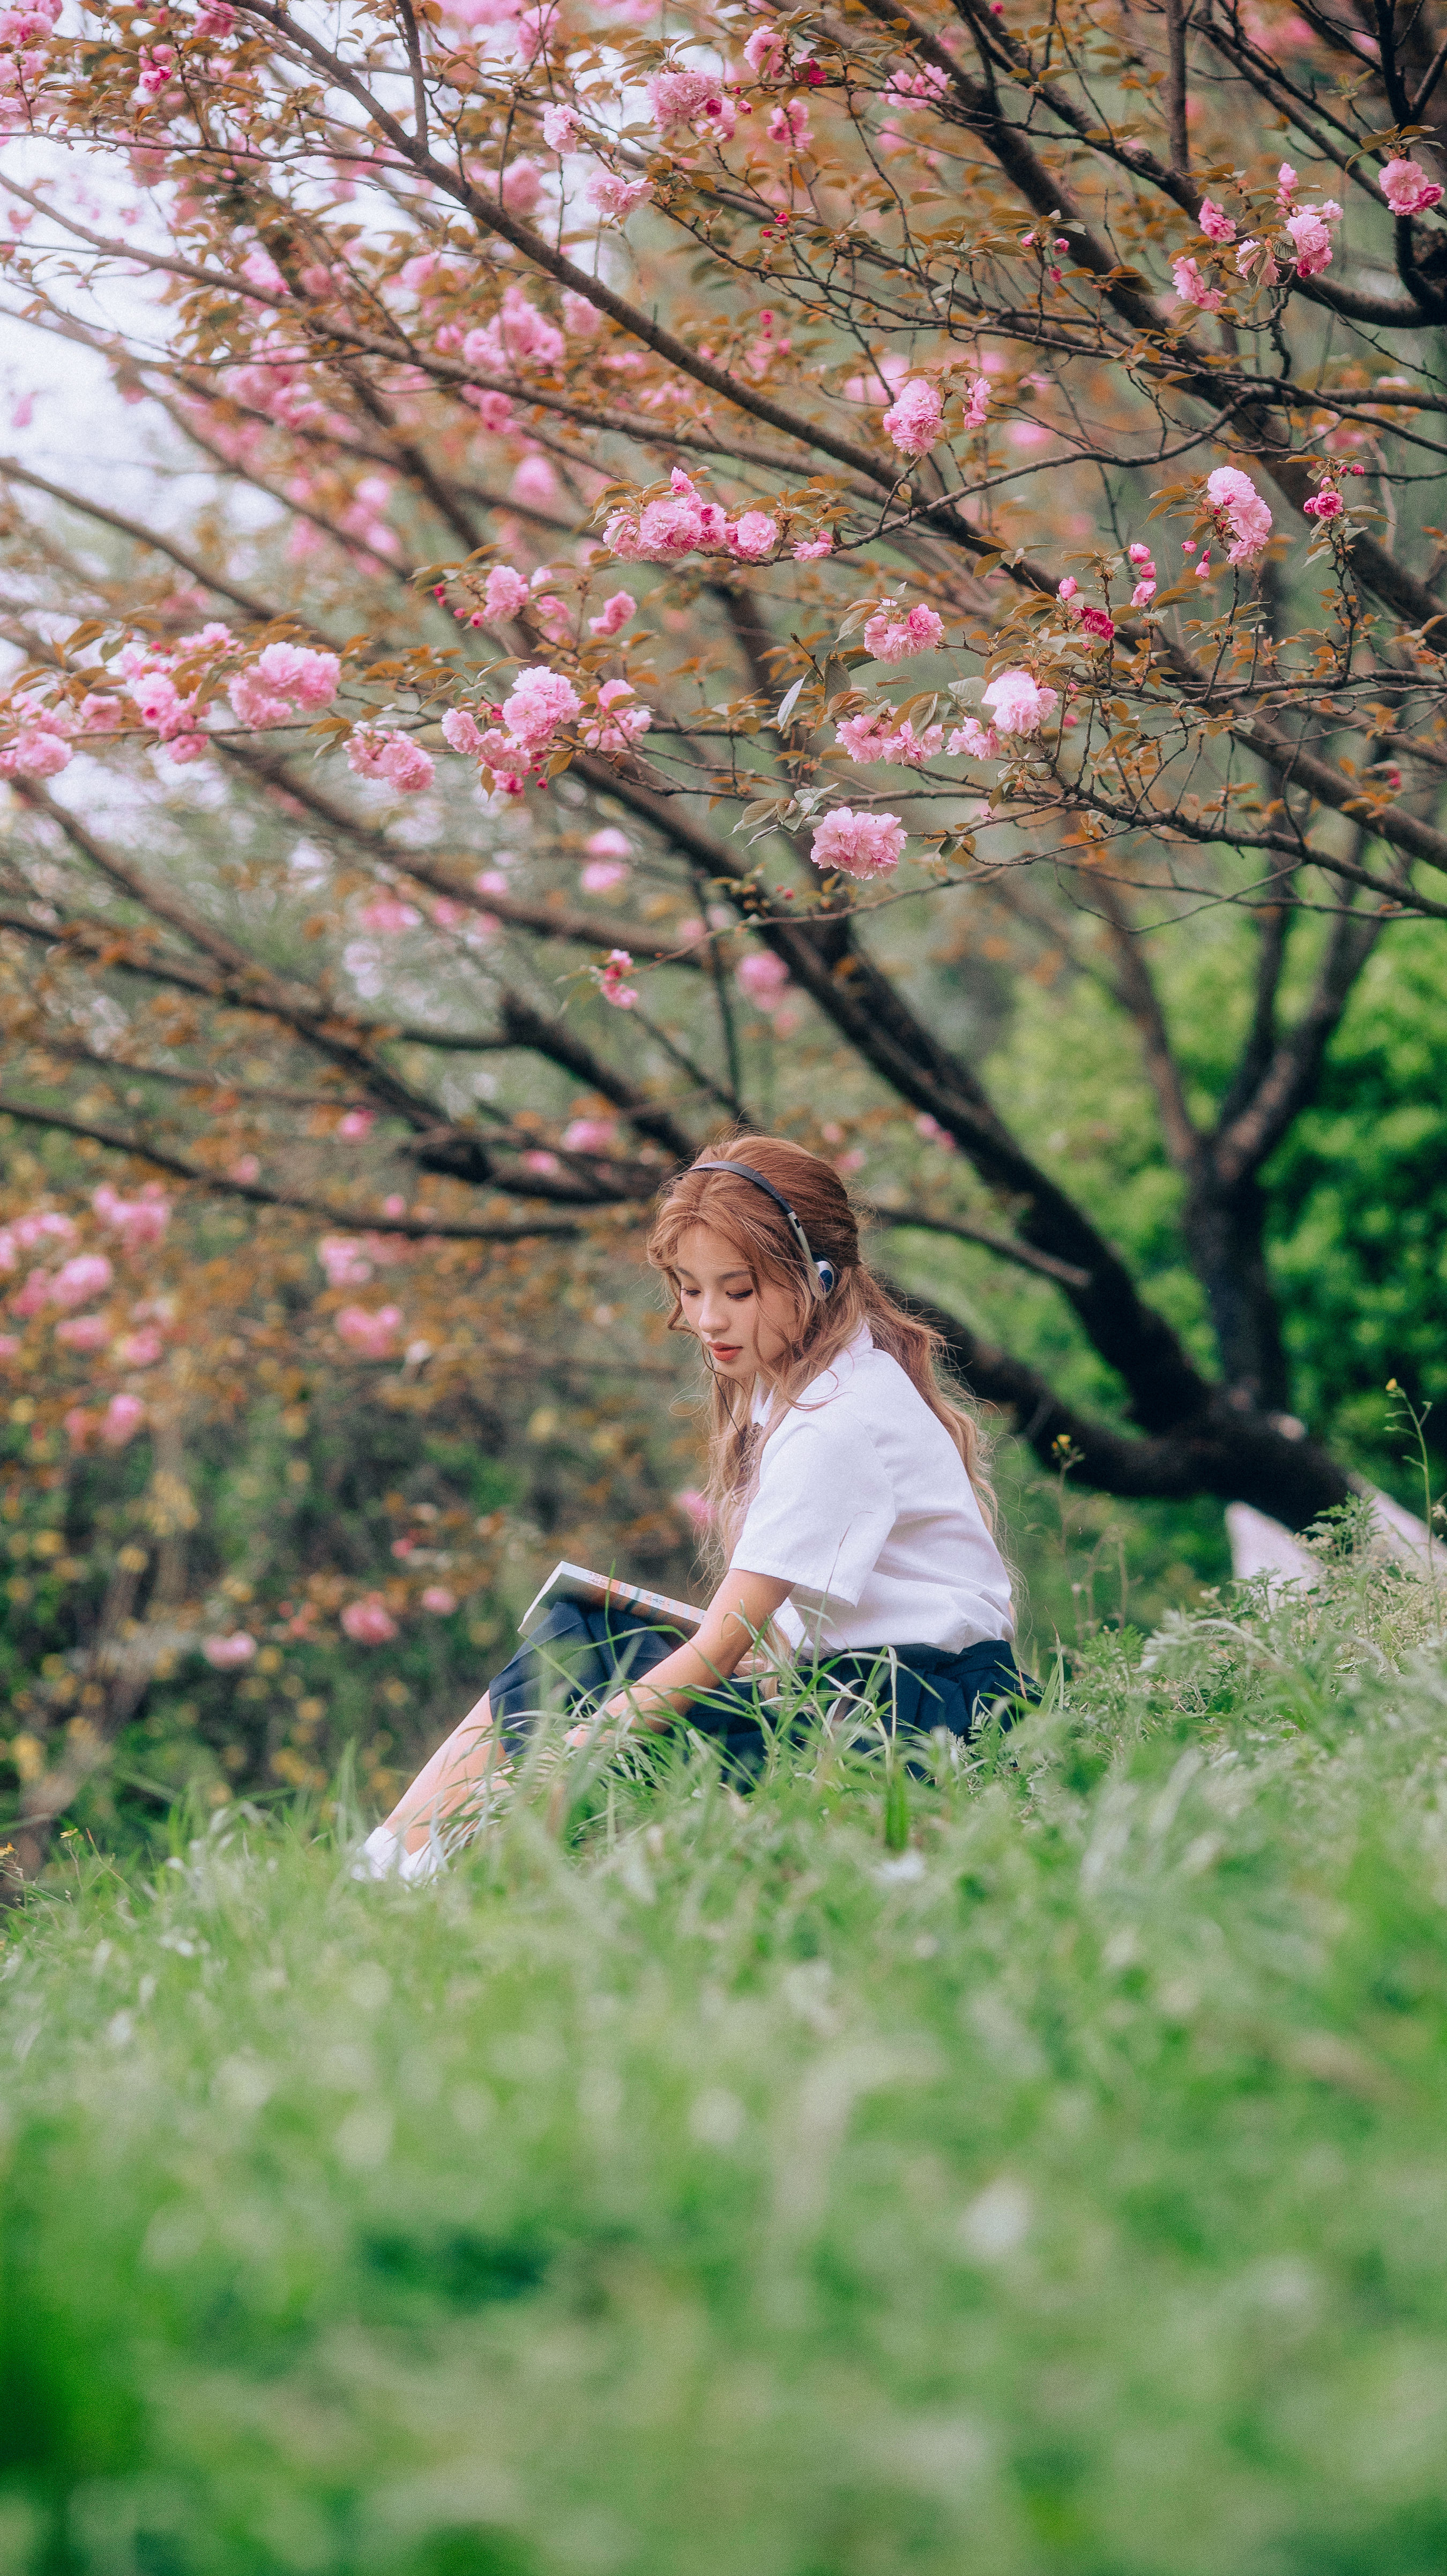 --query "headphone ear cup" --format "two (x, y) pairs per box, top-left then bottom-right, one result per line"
(816, 1260), (836, 1296)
